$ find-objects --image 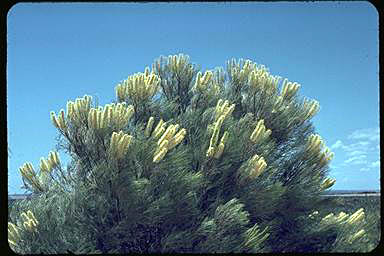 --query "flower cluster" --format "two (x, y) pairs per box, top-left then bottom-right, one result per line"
(302, 98), (320, 120)
(116, 67), (160, 103)
(321, 177), (336, 191)
(247, 154), (268, 179)
(152, 54), (196, 84)
(19, 163), (44, 192)
(193, 70), (221, 96)
(88, 103), (134, 131)
(8, 222), (21, 247)
(206, 129), (229, 159)
(206, 99), (234, 159)
(320, 208), (365, 226)
(144, 116), (155, 137)
(250, 119), (272, 144)
(109, 131), (133, 159)
(214, 99), (235, 121)
(165, 54), (192, 74)
(66, 95), (92, 124)
(20, 211), (39, 232)
(348, 229), (366, 244)
(347, 208), (365, 225)
(248, 65), (281, 95)
(51, 95), (134, 133)
(227, 58), (255, 82)
(280, 79), (300, 100)
(314, 208), (367, 245)
(50, 109), (67, 131)
(40, 151), (61, 173)
(237, 153), (268, 184)
(305, 134), (334, 167)
(50, 95), (92, 131)
(148, 118), (187, 163)
(8, 210), (39, 247)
